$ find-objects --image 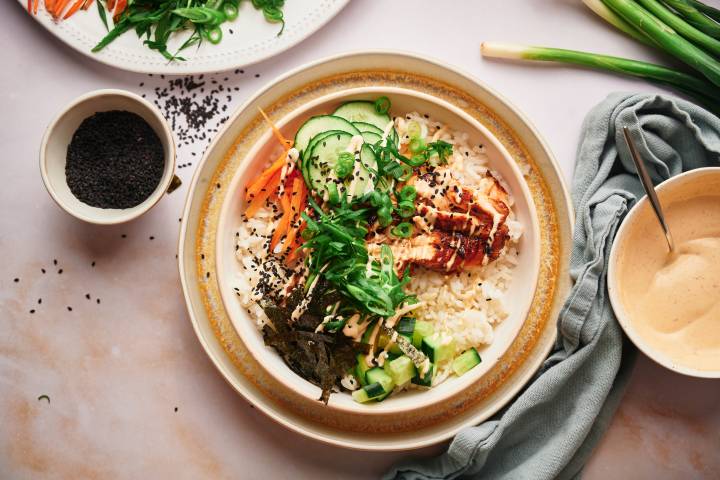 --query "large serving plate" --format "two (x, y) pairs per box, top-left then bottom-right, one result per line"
(19, 0), (348, 74)
(179, 51), (574, 450)
(215, 86), (542, 414)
